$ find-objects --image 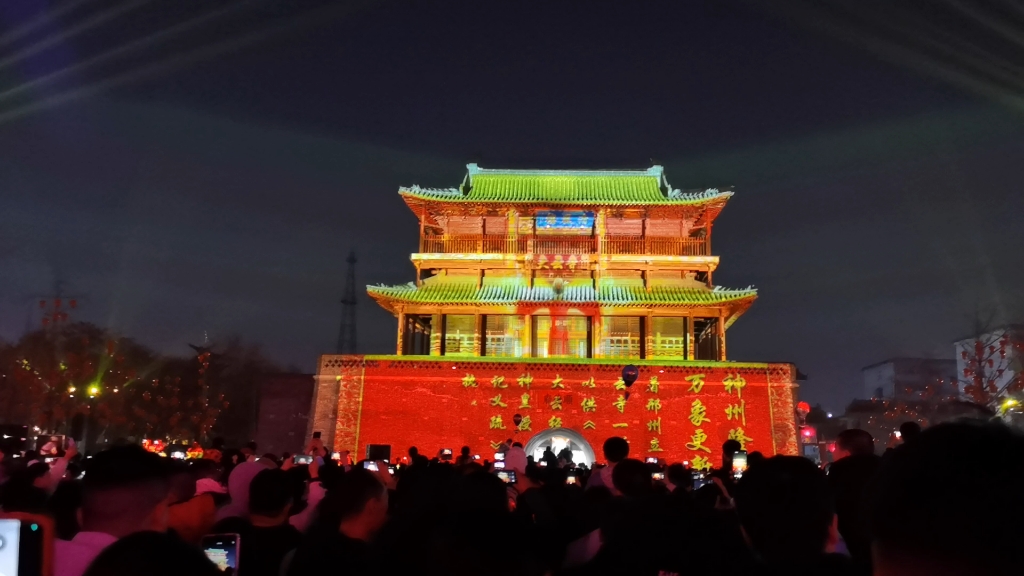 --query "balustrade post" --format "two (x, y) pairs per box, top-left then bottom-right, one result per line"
(717, 314), (727, 361)
(686, 314), (695, 360)
(396, 310), (406, 355)
(474, 313), (483, 356)
(418, 211), (425, 253)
